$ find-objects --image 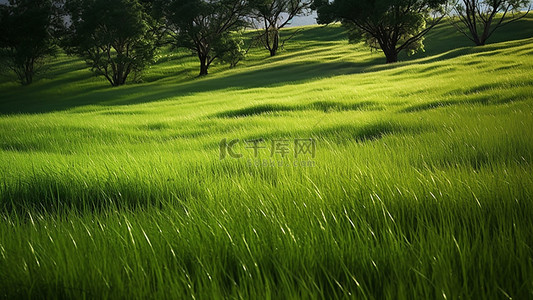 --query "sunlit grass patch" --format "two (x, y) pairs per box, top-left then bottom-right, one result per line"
(0, 15), (532, 300)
